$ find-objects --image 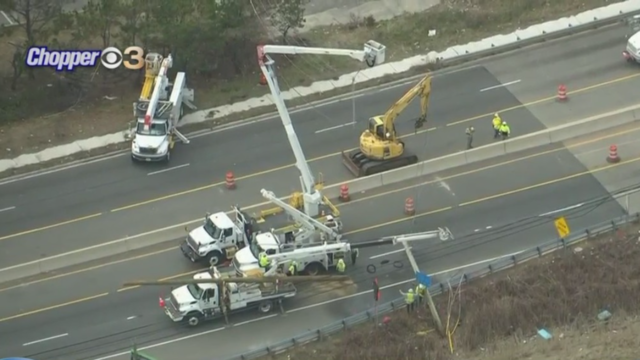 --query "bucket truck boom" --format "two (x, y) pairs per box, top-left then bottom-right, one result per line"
(256, 41), (386, 217)
(260, 189), (342, 239)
